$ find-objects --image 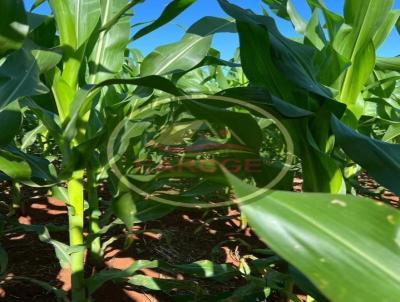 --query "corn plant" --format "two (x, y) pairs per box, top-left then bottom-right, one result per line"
(0, 0), (202, 300)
